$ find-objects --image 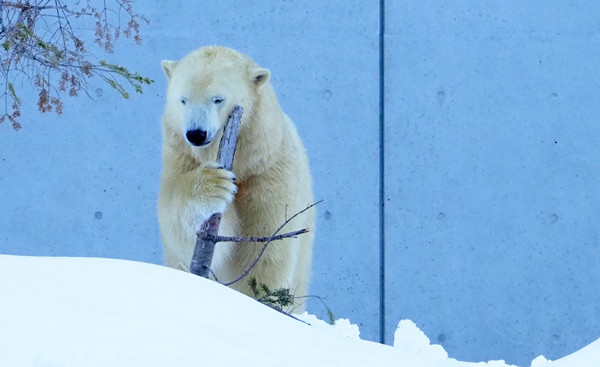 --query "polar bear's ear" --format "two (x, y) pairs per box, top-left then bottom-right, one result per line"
(161, 60), (178, 79)
(250, 68), (271, 87)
